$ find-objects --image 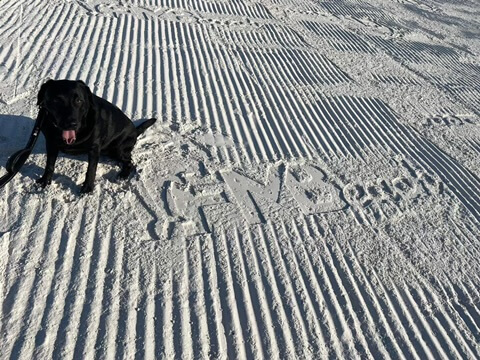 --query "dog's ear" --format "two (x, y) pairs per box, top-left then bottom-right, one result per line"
(77, 80), (94, 106)
(37, 79), (54, 106)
